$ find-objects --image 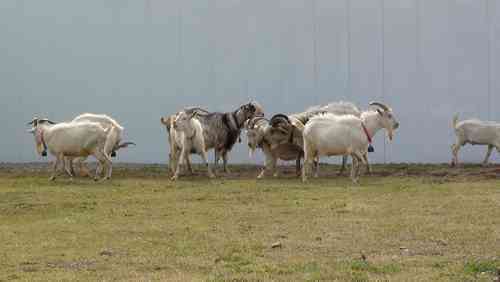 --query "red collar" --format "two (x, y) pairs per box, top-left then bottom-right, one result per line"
(361, 122), (372, 144)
